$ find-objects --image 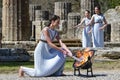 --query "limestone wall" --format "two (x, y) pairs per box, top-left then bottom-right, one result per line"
(2, 0), (31, 41)
(29, 4), (41, 21)
(111, 21), (120, 42)
(0, 8), (1, 18)
(67, 12), (81, 39)
(0, 8), (1, 33)
(30, 0), (80, 15)
(104, 6), (120, 24)
(104, 6), (120, 42)
(54, 2), (71, 20)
